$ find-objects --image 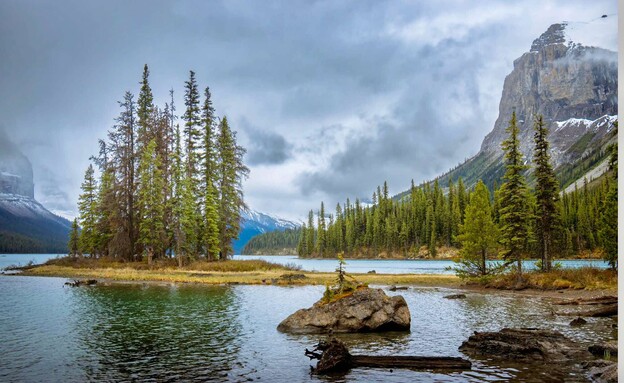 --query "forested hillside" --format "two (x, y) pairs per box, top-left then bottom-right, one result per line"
(296, 116), (617, 269)
(241, 228), (301, 255)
